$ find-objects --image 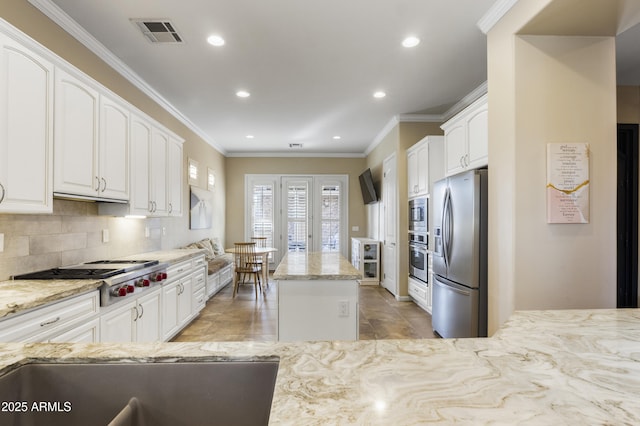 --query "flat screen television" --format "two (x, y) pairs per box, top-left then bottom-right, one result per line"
(358, 168), (379, 204)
